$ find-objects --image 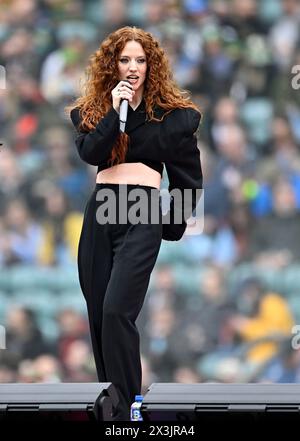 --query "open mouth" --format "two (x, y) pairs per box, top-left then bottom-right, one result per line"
(127, 76), (139, 84)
